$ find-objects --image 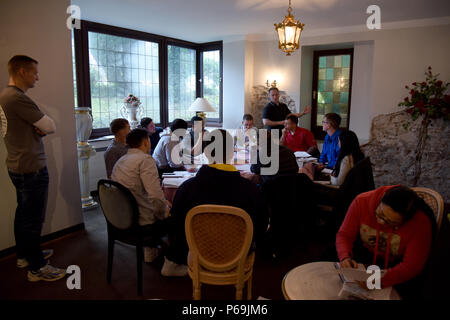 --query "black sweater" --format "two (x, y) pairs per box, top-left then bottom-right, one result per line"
(166, 165), (269, 264)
